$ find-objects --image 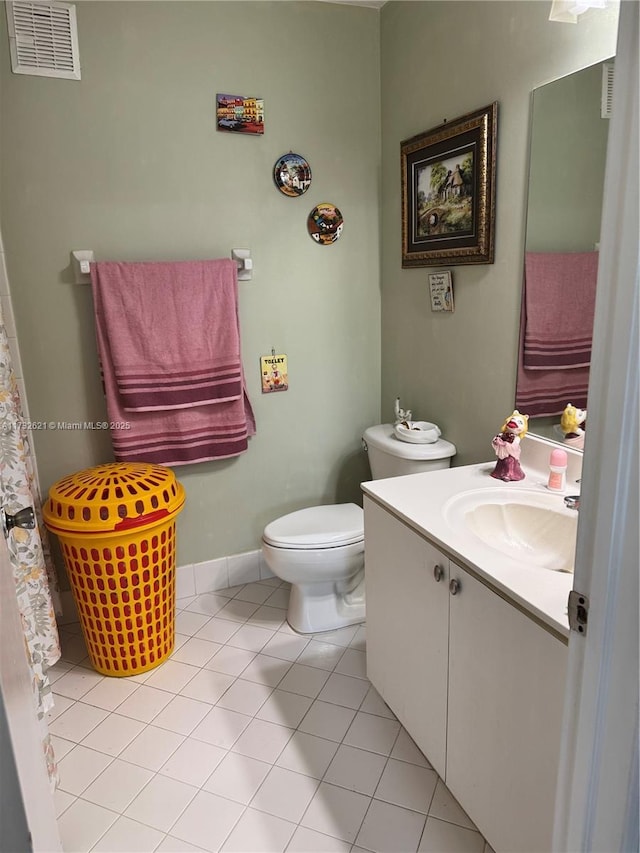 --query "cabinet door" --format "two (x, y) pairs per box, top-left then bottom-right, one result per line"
(364, 497), (449, 777)
(446, 563), (567, 853)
